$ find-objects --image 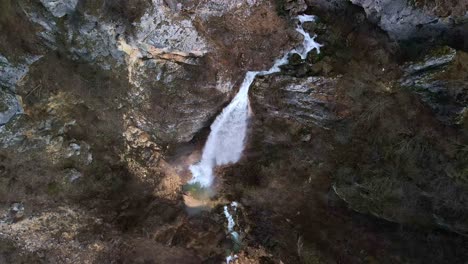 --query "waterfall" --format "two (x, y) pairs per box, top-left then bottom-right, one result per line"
(189, 15), (322, 187)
